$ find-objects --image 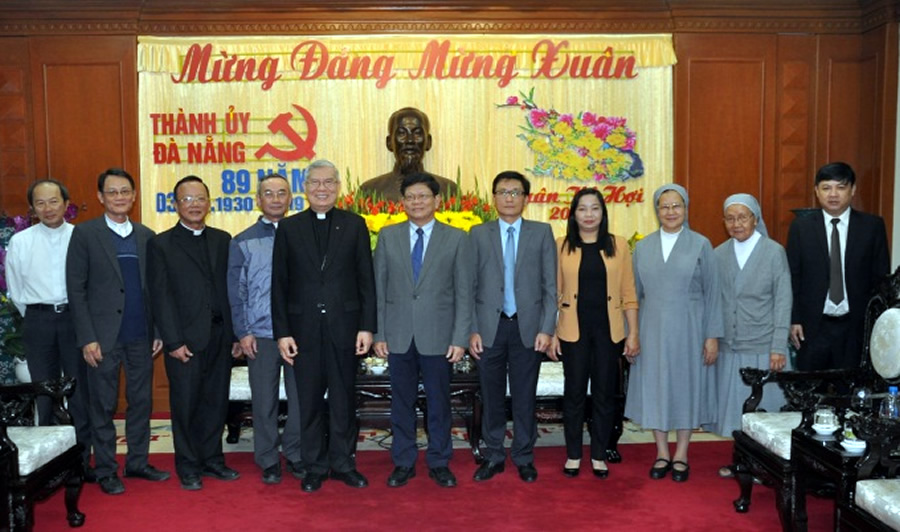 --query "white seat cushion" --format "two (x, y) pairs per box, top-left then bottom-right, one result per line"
(741, 411), (802, 460)
(505, 362), (565, 397)
(855, 479), (900, 529)
(229, 366), (288, 401)
(7, 426), (76, 476)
